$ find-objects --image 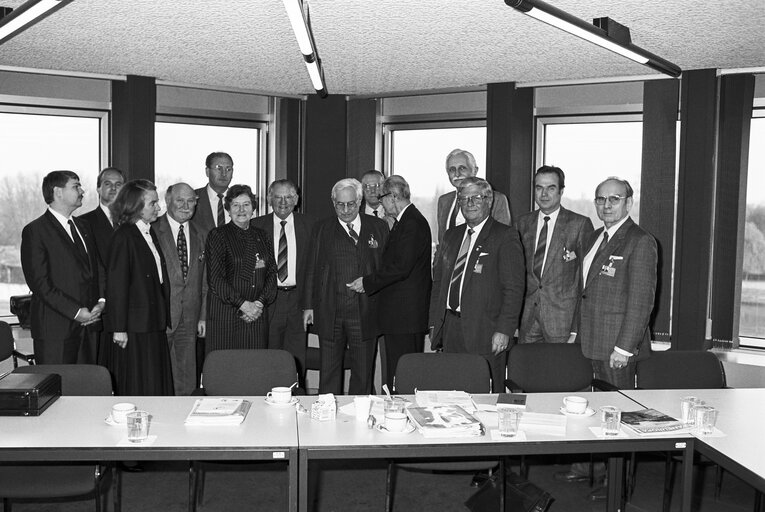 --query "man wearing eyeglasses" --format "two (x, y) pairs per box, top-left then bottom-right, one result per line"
(516, 166), (594, 344)
(152, 182), (207, 395)
(430, 177), (525, 392)
(303, 178), (389, 395)
(360, 170), (386, 219)
(570, 177), (657, 387)
(192, 151), (234, 242)
(252, 179), (314, 388)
